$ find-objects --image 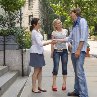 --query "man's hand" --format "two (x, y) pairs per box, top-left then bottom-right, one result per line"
(75, 41), (84, 58)
(75, 49), (81, 58)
